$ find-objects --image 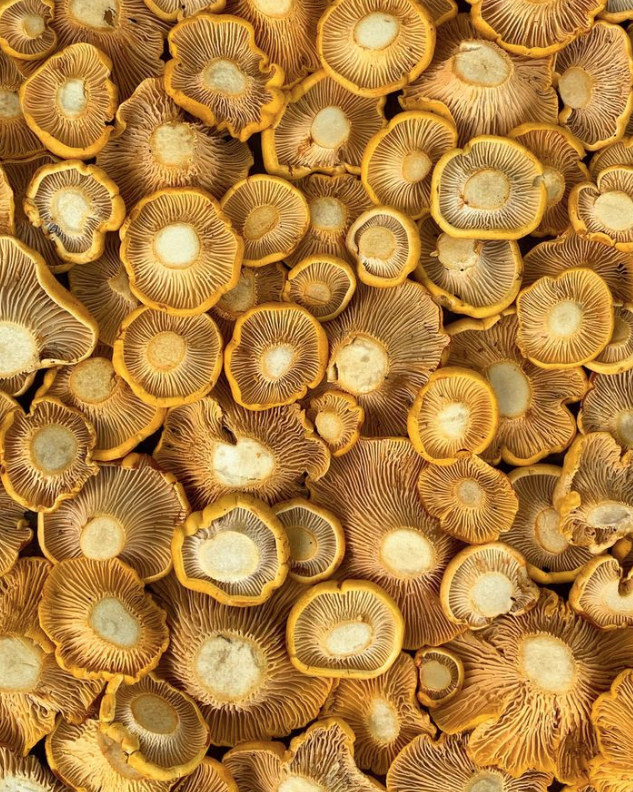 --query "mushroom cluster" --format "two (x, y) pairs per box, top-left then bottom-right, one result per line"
(0, 0), (632, 790)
